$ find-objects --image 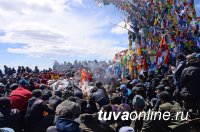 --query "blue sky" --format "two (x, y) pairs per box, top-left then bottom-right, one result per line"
(0, 0), (199, 69)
